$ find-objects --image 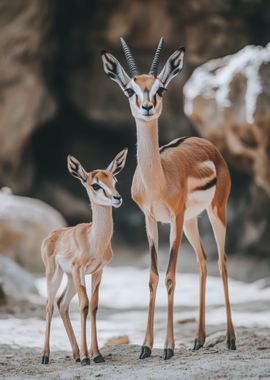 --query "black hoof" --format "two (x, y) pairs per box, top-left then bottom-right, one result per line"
(139, 346), (151, 359)
(81, 357), (90, 366)
(193, 338), (203, 351)
(93, 355), (105, 363)
(41, 356), (49, 364)
(163, 348), (174, 360)
(75, 358), (81, 363)
(227, 339), (236, 350)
